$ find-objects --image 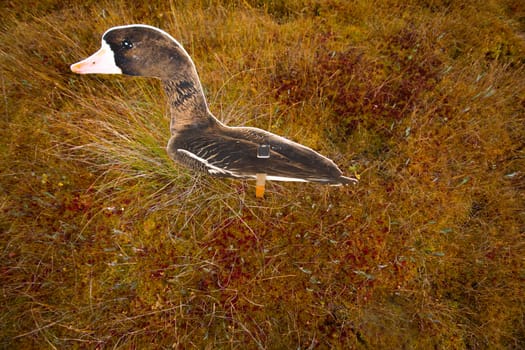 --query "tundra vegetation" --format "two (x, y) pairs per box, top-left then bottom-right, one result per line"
(1, 0), (524, 348)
